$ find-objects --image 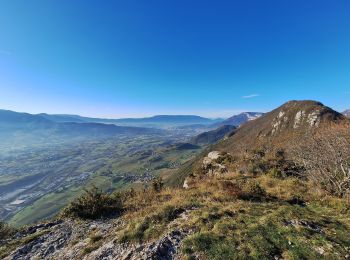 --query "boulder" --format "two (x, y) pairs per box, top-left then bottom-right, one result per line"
(183, 179), (189, 189)
(207, 151), (221, 160)
(202, 151), (229, 176)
